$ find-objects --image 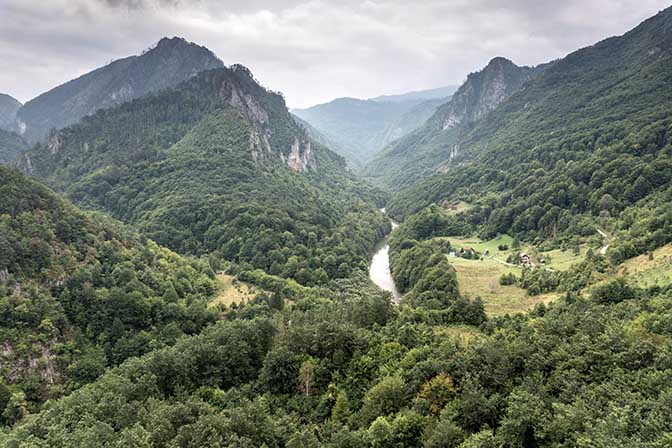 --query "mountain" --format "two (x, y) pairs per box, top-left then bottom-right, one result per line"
(387, 7), (672, 262)
(292, 86), (457, 167)
(0, 165), (218, 409)
(0, 93), (21, 131)
(0, 129), (28, 164)
(369, 85), (458, 103)
(15, 37), (224, 143)
(365, 57), (547, 189)
(20, 64), (389, 286)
